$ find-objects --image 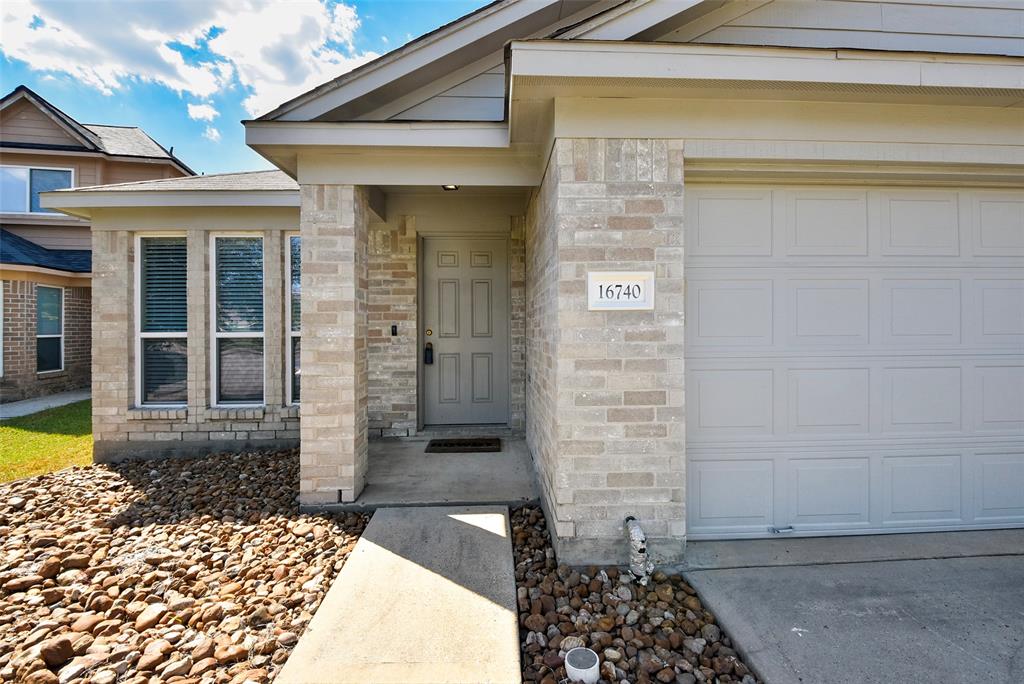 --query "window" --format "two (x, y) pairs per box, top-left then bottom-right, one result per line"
(286, 235), (301, 404)
(1, 166), (73, 213)
(137, 236), (187, 405)
(212, 235), (264, 405)
(36, 286), (62, 372)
